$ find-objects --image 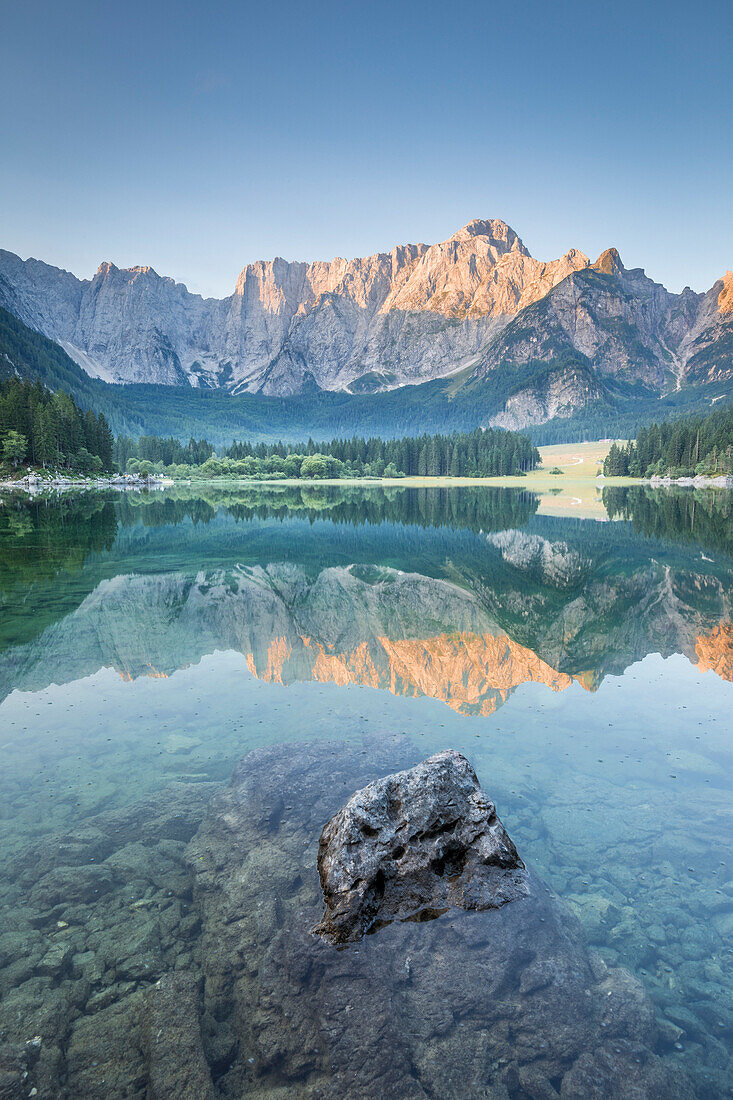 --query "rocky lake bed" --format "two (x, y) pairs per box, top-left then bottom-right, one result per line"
(0, 737), (722, 1098)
